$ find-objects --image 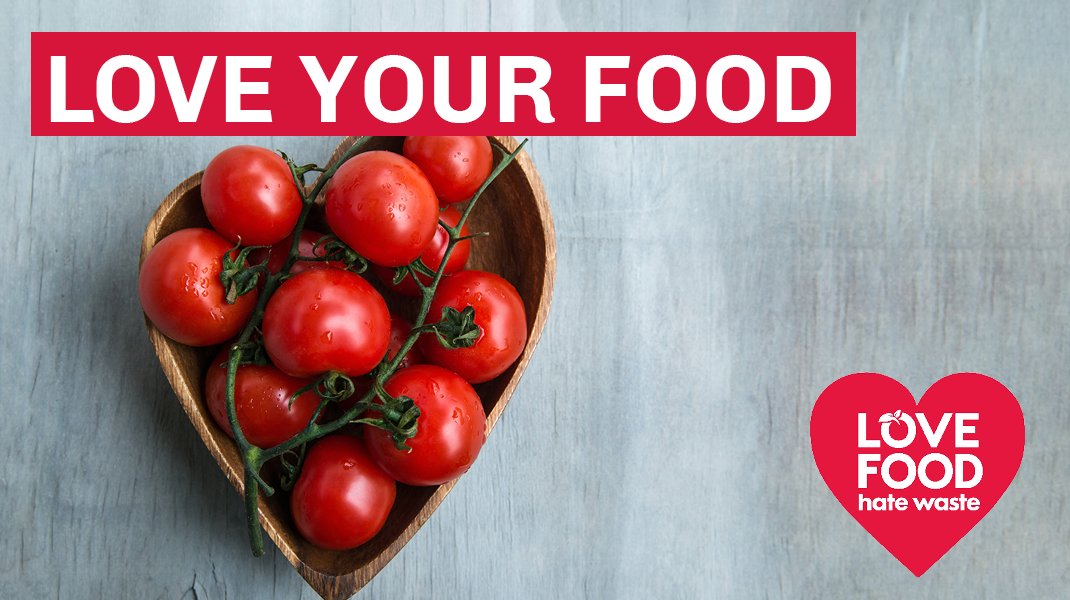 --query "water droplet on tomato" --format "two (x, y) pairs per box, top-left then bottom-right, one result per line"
(321, 331), (333, 343)
(343, 461), (355, 469)
(462, 158), (469, 163)
(310, 303), (318, 310)
(452, 407), (463, 423)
